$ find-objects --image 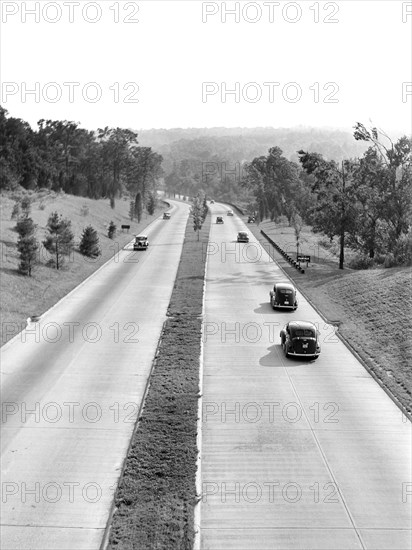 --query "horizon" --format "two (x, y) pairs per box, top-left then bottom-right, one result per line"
(1, 1), (410, 137)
